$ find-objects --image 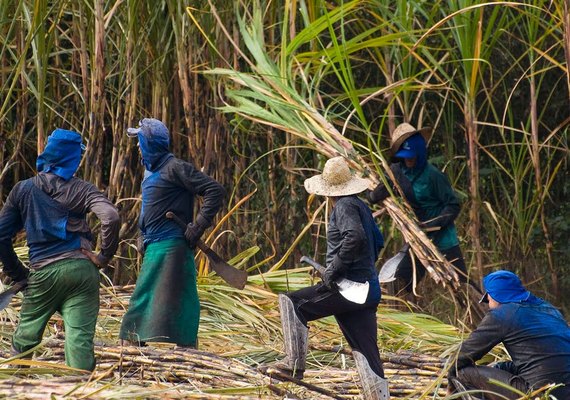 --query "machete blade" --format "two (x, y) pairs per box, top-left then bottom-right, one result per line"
(378, 243), (411, 283)
(0, 279), (27, 311)
(165, 211), (247, 290)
